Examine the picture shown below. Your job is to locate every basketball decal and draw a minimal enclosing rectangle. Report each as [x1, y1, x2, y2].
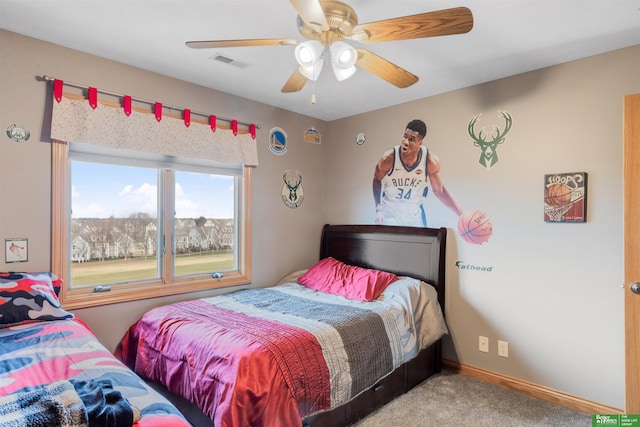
[458, 210, 493, 245]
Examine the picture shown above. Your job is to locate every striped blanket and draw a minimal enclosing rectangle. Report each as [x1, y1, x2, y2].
[117, 277, 447, 427]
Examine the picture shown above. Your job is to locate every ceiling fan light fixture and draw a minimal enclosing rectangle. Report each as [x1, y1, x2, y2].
[331, 63, 356, 81]
[187, 4, 474, 94]
[330, 41, 357, 68]
[330, 41, 357, 81]
[295, 40, 324, 67]
[298, 62, 323, 81]
[295, 40, 324, 81]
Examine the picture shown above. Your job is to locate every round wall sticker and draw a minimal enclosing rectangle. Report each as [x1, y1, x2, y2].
[269, 127, 287, 155]
[6, 124, 30, 143]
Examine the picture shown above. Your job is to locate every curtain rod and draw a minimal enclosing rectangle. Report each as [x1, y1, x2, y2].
[39, 75, 261, 129]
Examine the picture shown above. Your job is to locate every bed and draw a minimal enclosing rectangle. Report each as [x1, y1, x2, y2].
[116, 224, 448, 427]
[0, 272, 191, 427]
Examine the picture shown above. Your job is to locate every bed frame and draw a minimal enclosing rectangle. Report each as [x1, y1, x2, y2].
[302, 224, 447, 426]
[150, 224, 447, 427]
[319, 224, 446, 312]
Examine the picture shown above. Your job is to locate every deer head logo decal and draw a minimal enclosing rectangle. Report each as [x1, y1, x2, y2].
[281, 169, 304, 209]
[468, 111, 512, 169]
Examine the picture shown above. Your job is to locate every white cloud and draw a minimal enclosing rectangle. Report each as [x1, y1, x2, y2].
[175, 182, 185, 197]
[175, 182, 200, 217]
[118, 183, 157, 215]
[73, 202, 105, 218]
[175, 198, 200, 218]
[118, 184, 133, 197]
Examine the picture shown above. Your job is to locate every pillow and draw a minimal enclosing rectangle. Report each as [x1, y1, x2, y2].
[297, 257, 398, 302]
[0, 272, 73, 328]
[277, 269, 308, 285]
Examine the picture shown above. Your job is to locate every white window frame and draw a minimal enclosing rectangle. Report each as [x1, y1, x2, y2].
[51, 141, 252, 309]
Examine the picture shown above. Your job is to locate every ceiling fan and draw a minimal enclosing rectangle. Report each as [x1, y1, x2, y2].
[186, 0, 473, 93]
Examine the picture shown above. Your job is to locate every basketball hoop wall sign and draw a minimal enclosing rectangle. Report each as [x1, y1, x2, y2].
[544, 172, 588, 222]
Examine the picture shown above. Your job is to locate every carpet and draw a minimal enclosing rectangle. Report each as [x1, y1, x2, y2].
[353, 370, 592, 427]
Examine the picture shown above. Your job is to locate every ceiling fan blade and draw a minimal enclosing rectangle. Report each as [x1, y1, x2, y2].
[352, 7, 473, 43]
[186, 38, 298, 49]
[281, 68, 308, 93]
[355, 48, 418, 88]
[289, 0, 329, 31]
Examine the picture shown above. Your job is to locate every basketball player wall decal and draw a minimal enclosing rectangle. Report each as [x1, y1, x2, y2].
[372, 119, 493, 244]
[544, 172, 588, 222]
[468, 111, 513, 170]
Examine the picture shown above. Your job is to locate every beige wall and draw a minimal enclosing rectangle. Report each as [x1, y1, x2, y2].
[0, 29, 328, 348]
[2, 28, 638, 410]
[325, 44, 640, 409]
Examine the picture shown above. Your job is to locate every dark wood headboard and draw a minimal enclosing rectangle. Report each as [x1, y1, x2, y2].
[320, 224, 447, 309]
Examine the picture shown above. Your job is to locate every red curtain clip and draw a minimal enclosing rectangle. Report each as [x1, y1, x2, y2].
[88, 87, 98, 109]
[184, 109, 191, 127]
[154, 102, 163, 122]
[53, 79, 63, 103]
[249, 123, 256, 139]
[210, 115, 217, 132]
[232, 119, 238, 136]
[123, 95, 132, 116]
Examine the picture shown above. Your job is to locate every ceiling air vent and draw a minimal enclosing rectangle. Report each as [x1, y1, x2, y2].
[209, 54, 249, 69]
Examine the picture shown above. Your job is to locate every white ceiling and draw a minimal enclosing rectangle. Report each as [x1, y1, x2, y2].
[1, 0, 639, 121]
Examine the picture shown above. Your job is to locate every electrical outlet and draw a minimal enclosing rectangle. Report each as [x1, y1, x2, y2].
[498, 340, 509, 358]
[479, 336, 489, 353]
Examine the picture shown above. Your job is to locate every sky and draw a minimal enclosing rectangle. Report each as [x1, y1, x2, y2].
[71, 161, 235, 219]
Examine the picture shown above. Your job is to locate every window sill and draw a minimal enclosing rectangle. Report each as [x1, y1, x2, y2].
[60, 273, 251, 310]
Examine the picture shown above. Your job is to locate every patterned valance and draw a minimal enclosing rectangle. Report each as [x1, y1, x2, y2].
[51, 96, 259, 166]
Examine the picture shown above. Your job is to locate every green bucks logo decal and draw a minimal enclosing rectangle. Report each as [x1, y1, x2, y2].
[468, 111, 512, 169]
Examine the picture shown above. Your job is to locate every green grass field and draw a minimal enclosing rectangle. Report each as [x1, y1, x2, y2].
[70, 251, 234, 288]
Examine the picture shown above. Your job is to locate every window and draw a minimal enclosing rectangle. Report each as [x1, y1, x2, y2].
[52, 141, 252, 309]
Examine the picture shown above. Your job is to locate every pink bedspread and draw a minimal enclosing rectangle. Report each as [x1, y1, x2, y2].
[117, 280, 448, 427]
[118, 298, 330, 427]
